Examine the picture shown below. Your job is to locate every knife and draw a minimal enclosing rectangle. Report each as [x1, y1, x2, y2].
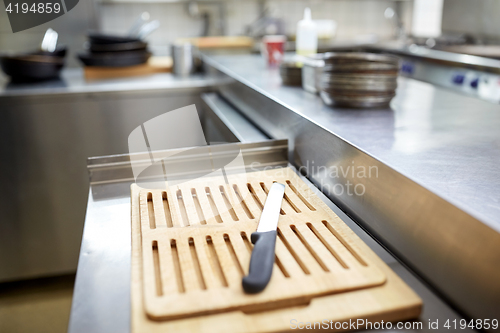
[242, 182, 285, 293]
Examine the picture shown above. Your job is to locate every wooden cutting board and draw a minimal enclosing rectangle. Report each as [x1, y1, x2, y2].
[131, 167, 422, 332]
[83, 56, 172, 80]
[175, 36, 254, 49]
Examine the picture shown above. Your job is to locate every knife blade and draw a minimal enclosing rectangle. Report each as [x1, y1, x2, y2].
[242, 182, 285, 293]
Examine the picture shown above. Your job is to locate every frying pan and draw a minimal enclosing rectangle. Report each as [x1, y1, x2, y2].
[89, 41, 147, 53]
[77, 50, 151, 67]
[34, 45, 68, 57]
[88, 33, 140, 45]
[0, 54, 64, 82]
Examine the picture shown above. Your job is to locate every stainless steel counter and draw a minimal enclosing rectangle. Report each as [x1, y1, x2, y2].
[203, 54, 500, 323]
[205, 54, 500, 230]
[373, 41, 500, 74]
[0, 68, 222, 98]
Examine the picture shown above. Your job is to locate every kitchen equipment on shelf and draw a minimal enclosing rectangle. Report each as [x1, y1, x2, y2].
[89, 40, 147, 53]
[78, 27, 158, 68]
[302, 53, 325, 93]
[128, 12, 151, 37]
[279, 60, 303, 86]
[261, 35, 286, 66]
[130, 166, 421, 332]
[0, 28, 66, 82]
[171, 42, 197, 76]
[77, 50, 152, 67]
[242, 182, 285, 294]
[319, 52, 399, 108]
[82, 56, 172, 80]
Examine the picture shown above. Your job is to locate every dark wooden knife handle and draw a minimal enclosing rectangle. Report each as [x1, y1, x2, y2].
[242, 230, 277, 294]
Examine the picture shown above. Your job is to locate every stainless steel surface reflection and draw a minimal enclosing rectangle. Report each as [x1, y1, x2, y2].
[203, 54, 500, 323]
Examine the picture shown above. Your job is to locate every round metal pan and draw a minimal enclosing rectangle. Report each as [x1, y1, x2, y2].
[322, 73, 398, 81]
[320, 79, 398, 91]
[322, 52, 399, 65]
[77, 51, 151, 67]
[89, 41, 148, 53]
[321, 89, 396, 97]
[320, 91, 395, 108]
[321, 84, 398, 93]
[323, 62, 399, 73]
[0, 54, 64, 82]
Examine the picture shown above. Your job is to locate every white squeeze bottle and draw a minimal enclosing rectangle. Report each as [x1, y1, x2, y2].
[296, 7, 317, 56]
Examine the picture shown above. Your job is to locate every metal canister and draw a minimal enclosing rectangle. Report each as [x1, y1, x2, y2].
[301, 54, 324, 94]
[171, 42, 196, 76]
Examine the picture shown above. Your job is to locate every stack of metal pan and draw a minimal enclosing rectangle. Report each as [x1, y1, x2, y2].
[319, 52, 399, 108]
[279, 60, 303, 86]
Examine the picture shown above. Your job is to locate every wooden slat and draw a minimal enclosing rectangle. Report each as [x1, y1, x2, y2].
[152, 192, 167, 228]
[192, 184, 221, 225]
[233, 180, 262, 220]
[175, 238, 201, 292]
[312, 220, 366, 269]
[211, 233, 242, 287]
[165, 188, 184, 228]
[192, 234, 219, 290]
[157, 239, 178, 296]
[209, 184, 236, 224]
[283, 183, 310, 214]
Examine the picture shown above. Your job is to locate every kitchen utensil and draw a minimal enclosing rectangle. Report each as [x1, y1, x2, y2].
[171, 42, 196, 76]
[279, 60, 302, 86]
[261, 35, 286, 66]
[77, 50, 151, 67]
[0, 54, 64, 82]
[89, 40, 147, 53]
[320, 52, 400, 108]
[302, 54, 324, 93]
[136, 20, 160, 40]
[242, 182, 285, 294]
[131, 166, 422, 331]
[35, 45, 67, 58]
[40, 28, 58, 53]
[128, 11, 150, 37]
[87, 33, 140, 45]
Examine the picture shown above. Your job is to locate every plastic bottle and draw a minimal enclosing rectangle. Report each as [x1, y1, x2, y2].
[296, 8, 318, 56]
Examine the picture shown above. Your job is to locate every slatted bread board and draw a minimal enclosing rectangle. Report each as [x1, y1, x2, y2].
[131, 167, 422, 332]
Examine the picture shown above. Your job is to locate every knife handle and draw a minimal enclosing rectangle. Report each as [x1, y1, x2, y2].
[242, 230, 277, 294]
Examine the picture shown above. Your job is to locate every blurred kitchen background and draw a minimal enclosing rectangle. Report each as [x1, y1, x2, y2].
[1, 0, 499, 68]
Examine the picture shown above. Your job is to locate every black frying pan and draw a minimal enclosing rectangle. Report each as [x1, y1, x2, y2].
[35, 45, 68, 58]
[89, 41, 147, 53]
[0, 54, 64, 82]
[88, 33, 140, 45]
[77, 50, 151, 67]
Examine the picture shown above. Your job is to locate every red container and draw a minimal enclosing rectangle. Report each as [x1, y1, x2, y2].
[261, 35, 286, 66]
